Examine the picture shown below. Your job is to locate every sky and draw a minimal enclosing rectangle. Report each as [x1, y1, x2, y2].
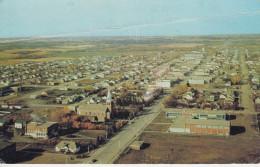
[0, 0, 260, 38]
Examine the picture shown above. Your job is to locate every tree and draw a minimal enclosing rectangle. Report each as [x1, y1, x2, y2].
[125, 82, 135, 90]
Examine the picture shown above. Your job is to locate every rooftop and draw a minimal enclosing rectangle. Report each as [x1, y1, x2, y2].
[170, 116, 190, 128]
[130, 141, 144, 147]
[38, 122, 58, 128]
[78, 104, 107, 111]
[164, 108, 227, 115]
[187, 118, 230, 126]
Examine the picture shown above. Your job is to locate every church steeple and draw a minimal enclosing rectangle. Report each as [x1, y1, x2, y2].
[106, 88, 112, 103]
[106, 88, 113, 119]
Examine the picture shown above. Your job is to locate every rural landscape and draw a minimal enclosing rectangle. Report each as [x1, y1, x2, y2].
[0, 35, 260, 164]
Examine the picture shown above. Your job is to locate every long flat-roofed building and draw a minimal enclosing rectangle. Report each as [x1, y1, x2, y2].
[169, 116, 230, 136]
[165, 109, 227, 120]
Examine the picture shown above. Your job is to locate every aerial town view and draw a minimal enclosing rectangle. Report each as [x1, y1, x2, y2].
[0, 0, 260, 165]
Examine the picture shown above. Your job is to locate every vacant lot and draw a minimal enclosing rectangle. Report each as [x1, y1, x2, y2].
[116, 132, 260, 164]
[152, 110, 173, 124]
[15, 151, 82, 164]
[144, 123, 171, 132]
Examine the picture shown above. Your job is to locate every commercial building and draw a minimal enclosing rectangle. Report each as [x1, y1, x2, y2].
[165, 109, 227, 120]
[25, 122, 59, 139]
[169, 116, 230, 136]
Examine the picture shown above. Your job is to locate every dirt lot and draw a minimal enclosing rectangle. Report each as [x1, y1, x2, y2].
[144, 123, 171, 132]
[116, 132, 260, 164]
[15, 151, 82, 164]
[152, 110, 173, 124]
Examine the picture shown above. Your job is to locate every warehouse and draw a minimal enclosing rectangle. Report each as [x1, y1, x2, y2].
[169, 116, 230, 136]
[186, 119, 230, 136]
[165, 109, 227, 120]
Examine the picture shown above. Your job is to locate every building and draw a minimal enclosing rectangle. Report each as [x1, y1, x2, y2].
[25, 122, 59, 139]
[130, 141, 144, 150]
[165, 109, 227, 120]
[186, 118, 230, 136]
[188, 79, 205, 86]
[255, 98, 260, 112]
[156, 80, 171, 88]
[55, 141, 80, 153]
[15, 119, 26, 129]
[169, 116, 230, 136]
[0, 141, 16, 163]
[184, 54, 205, 59]
[77, 89, 114, 122]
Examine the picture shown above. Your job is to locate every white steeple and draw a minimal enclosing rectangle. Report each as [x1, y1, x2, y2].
[106, 88, 112, 102]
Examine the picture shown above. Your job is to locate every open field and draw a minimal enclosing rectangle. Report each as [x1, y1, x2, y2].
[116, 132, 260, 164]
[3, 35, 259, 66]
[16, 151, 82, 164]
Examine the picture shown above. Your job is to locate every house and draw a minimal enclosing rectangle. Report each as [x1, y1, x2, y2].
[77, 89, 114, 122]
[0, 141, 16, 163]
[255, 98, 260, 112]
[188, 79, 205, 86]
[55, 141, 80, 153]
[156, 80, 171, 88]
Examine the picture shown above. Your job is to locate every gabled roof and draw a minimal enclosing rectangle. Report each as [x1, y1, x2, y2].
[56, 141, 78, 150]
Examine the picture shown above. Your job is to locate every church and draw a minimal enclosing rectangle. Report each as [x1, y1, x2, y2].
[77, 89, 114, 122]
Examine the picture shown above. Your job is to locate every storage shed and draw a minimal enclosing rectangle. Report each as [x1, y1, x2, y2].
[130, 141, 144, 150]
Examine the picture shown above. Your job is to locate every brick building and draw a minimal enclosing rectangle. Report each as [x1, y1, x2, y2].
[25, 122, 59, 139]
[169, 116, 230, 136]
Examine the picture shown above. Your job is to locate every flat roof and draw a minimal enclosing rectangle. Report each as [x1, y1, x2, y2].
[170, 116, 190, 128]
[187, 118, 230, 126]
[165, 108, 227, 115]
[130, 141, 144, 147]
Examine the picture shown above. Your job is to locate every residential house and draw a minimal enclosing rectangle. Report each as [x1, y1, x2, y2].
[55, 141, 80, 153]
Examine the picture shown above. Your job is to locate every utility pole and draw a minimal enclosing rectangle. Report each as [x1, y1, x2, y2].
[88, 146, 90, 153]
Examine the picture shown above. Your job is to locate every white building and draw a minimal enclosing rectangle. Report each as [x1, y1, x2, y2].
[156, 80, 171, 88]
